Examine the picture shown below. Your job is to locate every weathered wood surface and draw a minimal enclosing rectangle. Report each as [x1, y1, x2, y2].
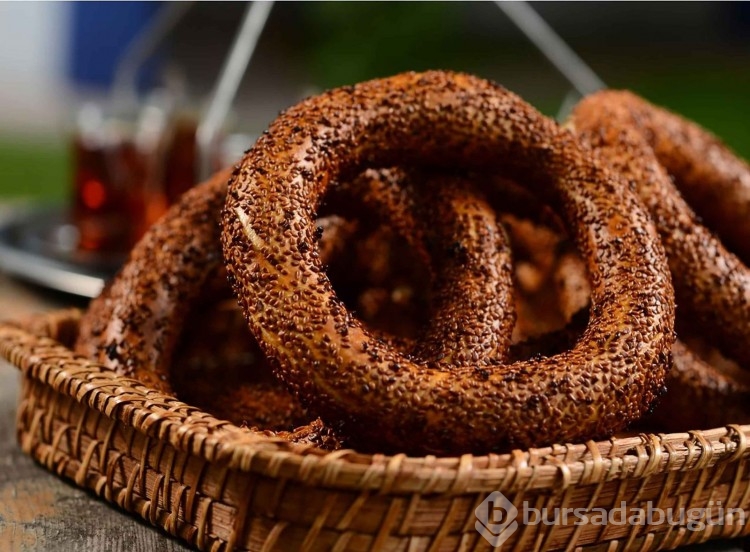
[0, 275, 191, 551]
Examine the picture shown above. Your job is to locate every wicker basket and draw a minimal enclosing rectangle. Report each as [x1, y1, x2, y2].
[2, 309, 749, 551]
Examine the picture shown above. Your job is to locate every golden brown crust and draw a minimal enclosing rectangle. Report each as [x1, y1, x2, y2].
[570, 91, 750, 367]
[76, 161, 517, 448]
[222, 70, 675, 454]
[511, 197, 750, 432]
[329, 168, 517, 365]
[75, 169, 233, 391]
[407, 172, 515, 365]
[73, 171, 344, 445]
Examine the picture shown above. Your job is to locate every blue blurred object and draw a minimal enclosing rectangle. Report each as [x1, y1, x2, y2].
[68, 1, 163, 89]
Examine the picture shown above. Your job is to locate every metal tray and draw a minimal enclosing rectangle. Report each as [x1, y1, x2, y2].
[0, 206, 121, 298]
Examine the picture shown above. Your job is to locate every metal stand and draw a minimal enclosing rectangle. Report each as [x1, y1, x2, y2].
[113, 1, 606, 179]
[494, 1, 605, 119]
[196, 1, 274, 180]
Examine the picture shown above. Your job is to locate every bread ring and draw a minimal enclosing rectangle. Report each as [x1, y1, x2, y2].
[74, 171, 355, 445]
[76, 169, 234, 392]
[187, 179, 594, 429]
[173, 170, 513, 430]
[569, 91, 750, 367]
[511, 211, 750, 433]
[76, 160, 516, 450]
[222, 70, 675, 454]
[76, 166, 514, 387]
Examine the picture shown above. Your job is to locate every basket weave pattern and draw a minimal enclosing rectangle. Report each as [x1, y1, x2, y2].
[2, 310, 750, 551]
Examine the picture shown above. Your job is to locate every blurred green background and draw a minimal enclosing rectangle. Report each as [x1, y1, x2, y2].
[0, 1, 748, 203]
[0, 141, 68, 201]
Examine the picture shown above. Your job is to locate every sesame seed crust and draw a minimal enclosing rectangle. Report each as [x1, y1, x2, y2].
[570, 91, 750, 368]
[75, 161, 515, 449]
[500, 190, 750, 434]
[75, 169, 234, 392]
[222, 70, 675, 455]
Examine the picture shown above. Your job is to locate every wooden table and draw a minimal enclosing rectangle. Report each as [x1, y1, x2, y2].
[0, 274, 191, 551]
[0, 272, 746, 552]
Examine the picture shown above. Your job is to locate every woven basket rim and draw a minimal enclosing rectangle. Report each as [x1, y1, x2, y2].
[2, 308, 749, 496]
